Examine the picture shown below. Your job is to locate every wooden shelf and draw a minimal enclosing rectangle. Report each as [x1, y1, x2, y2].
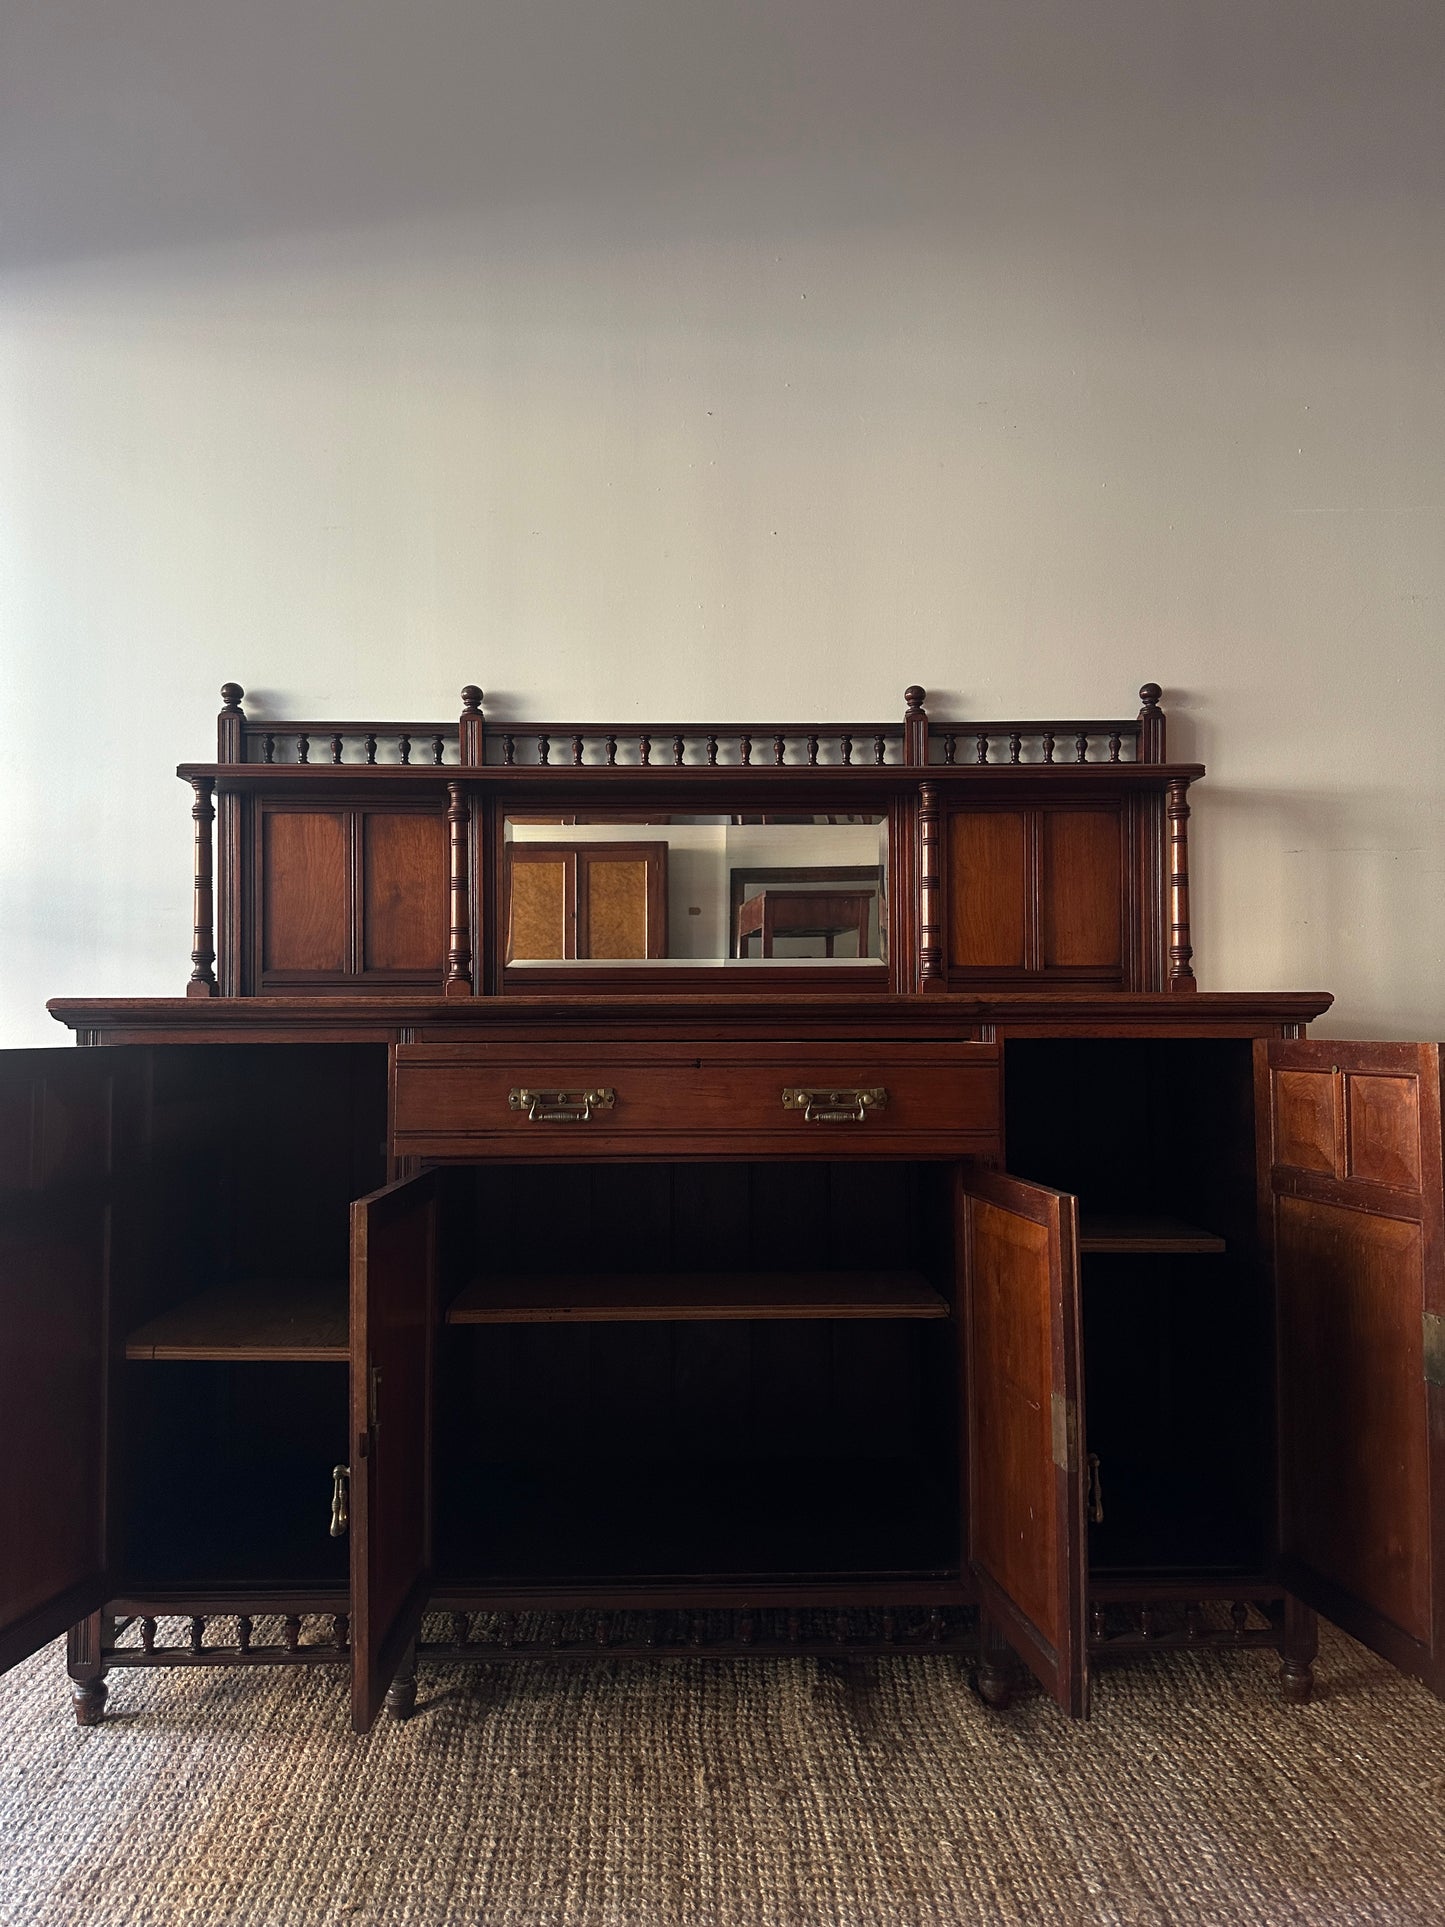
[447, 1270, 948, 1325]
[1078, 1216, 1226, 1255]
[124, 1282, 349, 1362]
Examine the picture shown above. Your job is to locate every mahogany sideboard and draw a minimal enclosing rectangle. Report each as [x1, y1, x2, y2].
[3, 683, 1441, 1734]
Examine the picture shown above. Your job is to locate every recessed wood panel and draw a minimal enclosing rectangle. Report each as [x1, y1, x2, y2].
[1274, 1069, 1339, 1176]
[362, 813, 446, 973]
[1346, 1074, 1422, 1189]
[948, 811, 1027, 969]
[508, 857, 570, 961]
[968, 1201, 1056, 1634]
[1276, 1195, 1430, 1644]
[1041, 810, 1122, 969]
[587, 860, 650, 959]
[262, 811, 348, 973]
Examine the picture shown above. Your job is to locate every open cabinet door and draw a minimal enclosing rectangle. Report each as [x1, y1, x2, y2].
[1260, 1039, 1445, 1694]
[959, 1168, 1088, 1715]
[350, 1169, 438, 1732]
[0, 1049, 126, 1674]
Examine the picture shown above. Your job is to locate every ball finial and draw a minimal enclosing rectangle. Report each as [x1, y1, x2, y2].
[1138, 683, 1162, 707]
[460, 685, 483, 712]
[904, 686, 926, 712]
[220, 682, 244, 709]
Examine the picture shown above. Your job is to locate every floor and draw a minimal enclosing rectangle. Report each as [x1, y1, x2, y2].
[1, 1619, 1443, 1926]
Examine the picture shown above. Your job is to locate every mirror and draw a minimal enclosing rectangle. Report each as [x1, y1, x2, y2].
[504, 815, 888, 967]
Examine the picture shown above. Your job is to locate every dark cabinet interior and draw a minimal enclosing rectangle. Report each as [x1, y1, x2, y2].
[433, 1161, 960, 1587]
[1004, 1039, 1272, 1581]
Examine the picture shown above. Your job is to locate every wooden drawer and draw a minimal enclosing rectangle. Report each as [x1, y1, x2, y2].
[391, 1040, 1000, 1161]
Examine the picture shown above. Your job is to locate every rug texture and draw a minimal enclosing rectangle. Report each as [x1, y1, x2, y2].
[1, 1618, 1443, 1926]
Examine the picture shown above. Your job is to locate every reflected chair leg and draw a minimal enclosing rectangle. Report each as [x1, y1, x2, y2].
[67, 1611, 113, 1727]
[1280, 1596, 1318, 1704]
[385, 1641, 418, 1720]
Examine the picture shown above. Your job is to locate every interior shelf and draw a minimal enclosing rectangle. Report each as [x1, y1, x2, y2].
[124, 1281, 349, 1362]
[1078, 1216, 1226, 1254]
[446, 1269, 949, 1325]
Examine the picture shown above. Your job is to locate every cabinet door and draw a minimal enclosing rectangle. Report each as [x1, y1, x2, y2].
[0, 1048, 125, 1674]
[1260, 1040, 1445, 1693]
[350, 1169, 438, 1732]
[959, 1168, 1088, 1715]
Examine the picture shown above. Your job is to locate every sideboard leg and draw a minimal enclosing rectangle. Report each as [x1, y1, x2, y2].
[385, 1642, 418, 1721]
[975, 1617, 1015, 1711]
[1279, 1596, 1318, 1705]
[67, 1611, 113, 1726]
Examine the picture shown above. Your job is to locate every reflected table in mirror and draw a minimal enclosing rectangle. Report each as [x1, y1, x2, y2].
[736, 889, 873, 959]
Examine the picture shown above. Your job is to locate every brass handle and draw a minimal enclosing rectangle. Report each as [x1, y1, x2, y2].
[1087, 1452, 1104, 1525]
[781, 1086, 888, 1123]
[508, 1087, 616, 1123]
[330, 1464, 350, 1538]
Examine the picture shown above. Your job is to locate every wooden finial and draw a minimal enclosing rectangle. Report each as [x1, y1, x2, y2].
[1137, 683, 1166, 762]
[903, 687, 928, 765]
[217, 684, 245, 761]
[459, 686, 485, 766]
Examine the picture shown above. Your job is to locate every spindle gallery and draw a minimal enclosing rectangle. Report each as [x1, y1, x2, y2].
[4, 677, 1440, 1737]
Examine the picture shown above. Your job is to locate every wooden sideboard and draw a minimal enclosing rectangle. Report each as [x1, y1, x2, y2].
[3, 683, 1441, 1734]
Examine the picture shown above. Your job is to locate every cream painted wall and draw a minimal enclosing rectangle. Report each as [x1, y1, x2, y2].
[2, 1, 1442, 1044]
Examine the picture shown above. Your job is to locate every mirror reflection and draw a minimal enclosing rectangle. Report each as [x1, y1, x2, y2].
[504, 815, 888, 966]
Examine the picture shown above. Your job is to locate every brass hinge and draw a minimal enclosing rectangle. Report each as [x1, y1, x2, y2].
[1051, 1392, 1078, 1471]
[1425, 1313, 1445, 1388]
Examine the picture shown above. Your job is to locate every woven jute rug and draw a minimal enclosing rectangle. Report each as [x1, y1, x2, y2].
[2, 1619, 1444, 1926]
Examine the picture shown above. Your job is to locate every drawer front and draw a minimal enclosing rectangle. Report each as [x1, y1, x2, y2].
[391, 1040, 1000, 1160]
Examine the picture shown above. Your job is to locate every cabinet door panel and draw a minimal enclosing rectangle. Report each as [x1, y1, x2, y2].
[350, 1170, 437, 1732]
[0, 1049, 121, 1674]
[960, 1168, 1087, 1715]
[1261, 1040, 1445, 1693]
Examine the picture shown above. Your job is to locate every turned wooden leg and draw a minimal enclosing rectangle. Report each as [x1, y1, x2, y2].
[384, 1642, 418, 1720]
[67, 1611, 113, 1726]
[1279, 1596, 1318, 1705]
[975, 1616, 1015, 1711]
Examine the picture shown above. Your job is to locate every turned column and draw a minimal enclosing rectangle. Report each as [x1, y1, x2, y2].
[445, 780, 474, 997]
[186, 775, 218, 997]
[1167, 776, 1197, 991]
[918, 780, 947, 991]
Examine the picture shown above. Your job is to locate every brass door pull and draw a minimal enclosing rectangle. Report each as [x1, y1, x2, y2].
[508, 1087, 616, 1123]
[781, 1086, 888, 1123]
[330, 1464, 350, 1538]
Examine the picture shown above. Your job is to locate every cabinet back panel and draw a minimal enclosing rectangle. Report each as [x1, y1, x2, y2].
[119, 1361, 349, 1589]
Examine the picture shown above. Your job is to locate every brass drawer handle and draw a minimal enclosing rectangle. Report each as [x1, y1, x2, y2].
[508, 1086, 616, 1123]
[781, 1086, 888, 1123]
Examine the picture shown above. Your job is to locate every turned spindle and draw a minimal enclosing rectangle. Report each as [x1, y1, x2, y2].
[639, 733, 652, 766]
[706, 734, 720, 765]
[918, 781, 945, 992]
[673, 734, 685, 765]
[1008, 731, 1022, 764]
[445, 780, 473, 998]
[806, 734, 819, 765]
[1167, 776, 1197, 991]
[572, 735, 585, 765]
[398, 733, 412, 766]
[364, 733, 377, 765]
[186, 776, 218, 997]
[329, 734, 344, 765]
[773, 733, 786, 765]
